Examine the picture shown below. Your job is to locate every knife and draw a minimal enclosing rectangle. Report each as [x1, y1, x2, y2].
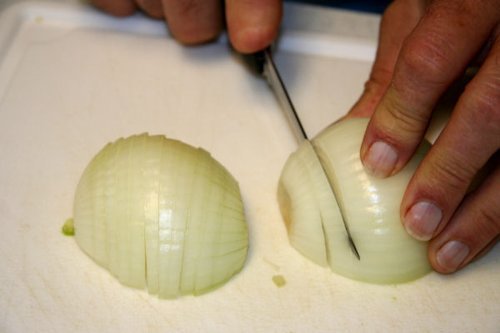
[244, 47, 360, 260]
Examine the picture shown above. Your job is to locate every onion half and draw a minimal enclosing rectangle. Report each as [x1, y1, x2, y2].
[72, 134, 248, 298]
[278, 118, 431, 284]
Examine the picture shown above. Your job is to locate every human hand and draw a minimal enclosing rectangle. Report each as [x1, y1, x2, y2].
[348, 0, 499, 273]
[90, 0, 282, 53]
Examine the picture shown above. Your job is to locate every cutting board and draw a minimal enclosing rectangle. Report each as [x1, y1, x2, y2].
[0, 2, 498, 332]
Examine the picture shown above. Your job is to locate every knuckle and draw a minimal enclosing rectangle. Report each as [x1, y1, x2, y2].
[477, 205, 500, 235]
[397, 0, 477, 87]
[428, 152, 477, 193]
[477, 166, 500, 235]
[399, 36, 451, 83]
[464, 75, 500, 134]
[382, 92, 428, 137]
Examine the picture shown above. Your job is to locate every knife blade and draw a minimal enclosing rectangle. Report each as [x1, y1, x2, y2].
[245, 47, 360, 260]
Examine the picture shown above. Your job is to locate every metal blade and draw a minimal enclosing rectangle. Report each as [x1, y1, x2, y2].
[260, 47, 360, 260]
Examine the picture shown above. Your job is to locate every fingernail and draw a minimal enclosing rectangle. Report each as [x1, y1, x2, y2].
[363, 141, 398, 177]
[437, 241, 469, 272]
[404, 201, 442, 241]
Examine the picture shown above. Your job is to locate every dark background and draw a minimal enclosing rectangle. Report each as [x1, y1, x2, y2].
[287, 0, 392, 14]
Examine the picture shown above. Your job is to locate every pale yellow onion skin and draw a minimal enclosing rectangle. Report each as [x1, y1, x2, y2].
[278, 118, 431, 284]
[73, 134, 248, 298]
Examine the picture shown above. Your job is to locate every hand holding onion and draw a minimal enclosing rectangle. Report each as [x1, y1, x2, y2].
[349, 0, 499, 274]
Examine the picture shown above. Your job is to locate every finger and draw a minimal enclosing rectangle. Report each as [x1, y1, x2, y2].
[226, 0, 282, 53]
[91, 0, 136, 17]
[428, 163, 499, 274]
[360, 0, 499, 178]
[161, 0, 223, 44]
[348, 0, 425, 118]
[136, 0, 164, 19]
[401, 35, 500, 242]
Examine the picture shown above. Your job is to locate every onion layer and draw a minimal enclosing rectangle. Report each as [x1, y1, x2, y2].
[72, 134, 248, 298]
[278, 118, 431, 284]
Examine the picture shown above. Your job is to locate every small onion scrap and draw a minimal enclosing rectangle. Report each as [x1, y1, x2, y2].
[72, 134, 248, 298]
[278, 118, 432, 284]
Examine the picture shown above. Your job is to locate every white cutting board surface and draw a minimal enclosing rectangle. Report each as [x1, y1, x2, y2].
[0, 2, 498, 332]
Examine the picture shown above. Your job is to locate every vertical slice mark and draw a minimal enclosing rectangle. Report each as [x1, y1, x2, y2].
[193, 150, 220, 293]
[143, 135, 163, 295]
[105, 139, 122, 277]
[116, 135, 134, 284]
[178, 146, 206, 295]
[124, 134, 147, 288]
[100, 139, 122, 270]
[158, 139, 191, 298]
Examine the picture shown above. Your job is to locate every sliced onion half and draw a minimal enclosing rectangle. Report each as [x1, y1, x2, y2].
[278, 118, 431, 284]
[72, 134, 248, 298]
